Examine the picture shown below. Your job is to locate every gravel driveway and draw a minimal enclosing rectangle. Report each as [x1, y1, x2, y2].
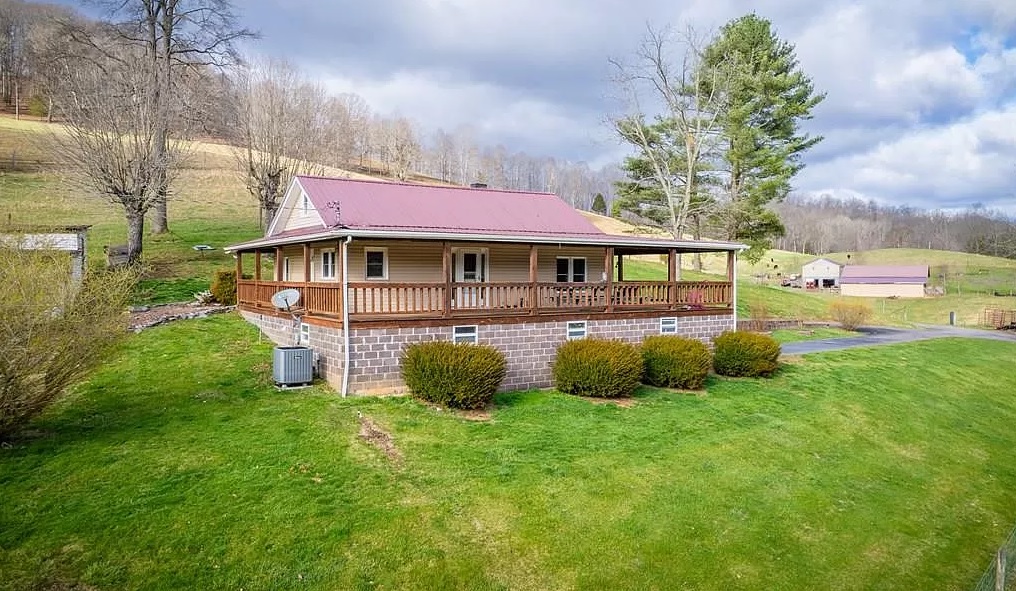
[781, 325, 1016, 355]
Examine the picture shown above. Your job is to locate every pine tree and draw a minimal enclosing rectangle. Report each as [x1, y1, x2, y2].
[591, 192, 607, 215]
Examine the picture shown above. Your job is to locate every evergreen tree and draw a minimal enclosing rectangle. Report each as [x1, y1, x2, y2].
[591, 192, 607, 215]
[703, 14, 825, 261]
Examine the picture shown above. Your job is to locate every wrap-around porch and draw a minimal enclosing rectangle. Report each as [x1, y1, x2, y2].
[234, 240, 736, 326]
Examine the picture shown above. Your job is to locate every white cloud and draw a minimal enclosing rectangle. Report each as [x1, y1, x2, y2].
[254, 0, 1016, 211]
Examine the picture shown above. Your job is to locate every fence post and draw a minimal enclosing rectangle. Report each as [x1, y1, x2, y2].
[996, 548, 1006, 591]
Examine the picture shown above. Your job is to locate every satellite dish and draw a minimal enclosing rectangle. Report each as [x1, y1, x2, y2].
[271, 288, 301, 310]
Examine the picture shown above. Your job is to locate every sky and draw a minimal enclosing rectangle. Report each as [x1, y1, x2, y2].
[86, 0, 1016, 212]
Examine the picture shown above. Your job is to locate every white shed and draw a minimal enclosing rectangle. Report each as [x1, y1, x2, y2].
[3, 225, 90, 283]
[801, 257, 843, 289]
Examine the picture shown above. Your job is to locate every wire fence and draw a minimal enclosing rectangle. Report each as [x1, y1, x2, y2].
[973, 526, 1016, 591]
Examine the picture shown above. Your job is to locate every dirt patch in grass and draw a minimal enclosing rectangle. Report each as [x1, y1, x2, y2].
[358, 415, 403, 464]
[453, 407, 493, 421]
[579, 396, 637, 408]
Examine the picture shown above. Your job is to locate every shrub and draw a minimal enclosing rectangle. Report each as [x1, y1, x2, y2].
[401, 341, 507, 409]
[27, 95, 48, 118]
[553, 339, 643, 398]
[829, 300, 871, 330]
[1, 246, 138, 439]
[210, 269, 237, 305]
[641, 335, 712, 390]
[713, 330, 781, 378]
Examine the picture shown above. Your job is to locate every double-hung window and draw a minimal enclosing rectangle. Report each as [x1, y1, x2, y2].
[365, 248, 388, 280]
[320, 250, 336, 280]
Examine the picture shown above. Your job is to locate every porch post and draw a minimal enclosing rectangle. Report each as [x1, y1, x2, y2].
[727, 250, 736, 309]
[529, 244, 539, 314]
[303, 243, 311, 283]
[617, 254, 624, 282]
[442, 241, 452, 317]
[235, 250, 243, 279]
[254, 250, 262, 282]
[604, 247, 614, 313]
[274, 247, 283, 281]
[668, 248, 677, 310]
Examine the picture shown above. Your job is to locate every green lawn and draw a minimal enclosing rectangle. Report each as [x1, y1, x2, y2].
[2, 314, 1015, 590]
[770, 327, 857, 343]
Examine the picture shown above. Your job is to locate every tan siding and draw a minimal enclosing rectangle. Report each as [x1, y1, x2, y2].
[281, 241, 611, 284]
[348, 240, 445, 282]
[539, 246, 609, 283]
[278, 188, 324, 233]
[841, 283, 925, 298]
[279, 245, 304, 281]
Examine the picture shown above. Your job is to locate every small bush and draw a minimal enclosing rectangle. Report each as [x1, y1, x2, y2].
[210, 269, 237, 305]
[642, 335, 712, 390]
[553, 339, 643, 398]
[829, 300, 871, 330]
[713, 330, 781, 378]
[401, 341, 507, 409]
[27, 95, 48, 118]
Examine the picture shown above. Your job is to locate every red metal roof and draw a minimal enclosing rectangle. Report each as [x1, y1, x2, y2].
[294, 175, 605, 237]
[840, 265, 929, 284]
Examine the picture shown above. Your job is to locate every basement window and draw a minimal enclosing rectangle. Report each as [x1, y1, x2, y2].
[299, 322, 310, 346]
[660, 317, 677, 334]
[452, 325, 478, 345]
[566, 321, 587, 340]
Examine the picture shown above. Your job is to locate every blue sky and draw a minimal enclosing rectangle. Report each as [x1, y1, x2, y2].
[70, 0, 1016, 211]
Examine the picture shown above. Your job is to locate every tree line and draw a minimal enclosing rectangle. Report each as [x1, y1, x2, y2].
[0, 0, 620, 264]
[774, 194, 1016, 259]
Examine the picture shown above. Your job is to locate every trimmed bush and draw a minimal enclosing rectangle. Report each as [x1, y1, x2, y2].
[713, 330, 781, 378]
[553, 339, 643, 398]
[829, 300, 871, 330]
[642, 335, 712, 390]
[210, 269, 237, 305]
[401, 341, 507, 409]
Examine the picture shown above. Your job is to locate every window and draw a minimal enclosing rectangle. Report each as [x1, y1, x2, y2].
[365, 247, 388, 280]
[320, 249, 336, 280]
[283, 257, 291, 281]
[301, 191, 310, 213]
[566, 321, 587, 340]
[299, 322, 310, 345]
[556, 257, 587, 282]
[452, 325, 478, 345]
[660, 317, 677, 334]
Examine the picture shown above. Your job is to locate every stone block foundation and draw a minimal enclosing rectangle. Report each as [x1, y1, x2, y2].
[241, 311, 734, 395]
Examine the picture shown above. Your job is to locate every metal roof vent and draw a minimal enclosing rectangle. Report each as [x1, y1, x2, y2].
[469, 182, 488, 189]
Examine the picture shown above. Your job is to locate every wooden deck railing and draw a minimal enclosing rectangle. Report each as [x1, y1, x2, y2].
[237, 279, 732, 320]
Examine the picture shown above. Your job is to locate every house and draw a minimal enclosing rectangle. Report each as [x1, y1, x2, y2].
[225, 176, 745, 395]
[801, 257, 843, 289]
[2, 224, 89, 282]
[840, 265, 929, 298]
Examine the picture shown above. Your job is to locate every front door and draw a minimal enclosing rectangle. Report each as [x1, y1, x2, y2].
[453, 249, 487, 308]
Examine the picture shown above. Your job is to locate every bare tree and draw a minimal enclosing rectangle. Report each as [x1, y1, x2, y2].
[50, 40, 183, 264]
[611, 25, 725, 244]
[91, 0, 254, 234]
[233, 58, 328, 229]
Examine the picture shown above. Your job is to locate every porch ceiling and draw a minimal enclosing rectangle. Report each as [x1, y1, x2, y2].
[226, 228, 745, 254]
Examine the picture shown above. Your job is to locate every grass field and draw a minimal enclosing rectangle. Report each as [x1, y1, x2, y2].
[771, 327, 857, 343]
[1, 314, 1015, 590]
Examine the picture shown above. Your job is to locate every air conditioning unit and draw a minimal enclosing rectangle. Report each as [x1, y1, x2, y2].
[273, 346, 313, 387]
